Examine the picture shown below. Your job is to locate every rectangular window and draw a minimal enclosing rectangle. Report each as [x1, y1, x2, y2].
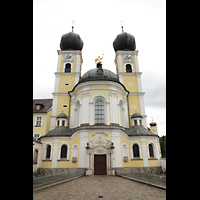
[35, 105, 41, 110]
[36, 116, 42, 126]
[34, 133, 40, 141]
[62, 120, 65, 126]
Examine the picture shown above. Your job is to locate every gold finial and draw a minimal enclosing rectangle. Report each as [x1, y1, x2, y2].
[95, 54, 104, 64]
[71, 20, 75, 32]
[135, 110, 137, 113]
[151, 117, 153, 122]
[120, 20, 124, 32]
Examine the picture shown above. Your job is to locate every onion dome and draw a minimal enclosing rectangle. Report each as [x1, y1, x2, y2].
[60, 32, 83, 50]
[131, 112, 143, 119]
[150, 121, 157, 126]
[79, 68, 119, 83]
[113, 32, 136, 52]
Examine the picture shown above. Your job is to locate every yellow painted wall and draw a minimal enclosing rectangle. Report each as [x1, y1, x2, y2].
[56, 96, 70, 117]
[89, 86, 110, 90]
[148, 159, 159, 167]
[123, 76, 139, 93]
[41, 134, 80, 168]
[59, 54, 77, 73]
[127, 96, 141, 127]
[41, 141, 53, 168]
[120, 54, 137, 73]
[150, 126, 158, 135]
[58, 75, 75, 93]
[120, 133, 144, 167]
[33, 110, 52, 137]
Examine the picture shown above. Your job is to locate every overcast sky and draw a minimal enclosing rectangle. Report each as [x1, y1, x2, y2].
[33, 0, 166, 136]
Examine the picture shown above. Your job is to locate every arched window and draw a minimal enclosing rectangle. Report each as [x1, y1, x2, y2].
[61, 145, 67, 158]
[65, 63, 71, 73]
[46, 145, 51, 159]
[133, 144, 140, 157]
[95, 101, 105, 124]
[149, 143, 154, 158]
[126, 64, 132, 73]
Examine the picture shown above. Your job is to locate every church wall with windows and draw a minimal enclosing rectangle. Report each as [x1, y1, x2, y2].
[33, 27, 162, 175]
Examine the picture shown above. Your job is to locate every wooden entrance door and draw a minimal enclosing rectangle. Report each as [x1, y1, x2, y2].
[94, 155, 107, 175]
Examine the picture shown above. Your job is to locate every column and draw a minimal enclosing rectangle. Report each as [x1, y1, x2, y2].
[89, 102, 94, 125]
[112, 130, 122, 167]
[141, 137, 148, 167]
[110, 94, 118, 124]
[81, 94, 89, 124]
[105, 102, 110, 125]
[52, 139, 59, 168]
[79, 132, 88, 168]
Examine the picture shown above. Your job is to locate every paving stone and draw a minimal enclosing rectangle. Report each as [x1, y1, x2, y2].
[33, 176, 166, 200]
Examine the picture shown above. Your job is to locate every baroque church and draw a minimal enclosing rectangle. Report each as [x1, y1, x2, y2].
[33, 26, 161, 175]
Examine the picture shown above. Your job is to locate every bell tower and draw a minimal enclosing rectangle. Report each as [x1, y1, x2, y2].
[50, 26, 84, 130]
[113, 31, 147, 128]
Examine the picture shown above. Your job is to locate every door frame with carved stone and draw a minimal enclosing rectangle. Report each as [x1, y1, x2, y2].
[85, 132, 115, 175]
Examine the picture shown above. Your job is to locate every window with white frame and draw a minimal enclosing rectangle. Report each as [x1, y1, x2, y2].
[33, 133, 40, 142]
[46, 145, 51, 159]
[95, 101, 105, 124]
[35, 116, 42, 126]
[131, 142, 142, 159]
[149, 143, 154, 158]
[60, 144, 67, 158]
[35, 105, 41, 110]
[133, 144, 140, 157]
[64, 63, 71, 73]
[126, 64, 132, 73]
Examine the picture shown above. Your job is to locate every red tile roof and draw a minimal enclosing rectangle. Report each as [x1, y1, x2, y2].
[33, 99, 53, 113]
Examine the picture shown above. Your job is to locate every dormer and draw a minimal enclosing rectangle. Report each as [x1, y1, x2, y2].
[35, 102, 44, 110]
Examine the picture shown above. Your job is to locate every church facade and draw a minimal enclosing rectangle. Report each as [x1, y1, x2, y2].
[33, 29, 161, 175]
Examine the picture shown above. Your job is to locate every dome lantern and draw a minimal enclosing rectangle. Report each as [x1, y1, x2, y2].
[131, 112, 143, 127]
[56, 112, 68, 127]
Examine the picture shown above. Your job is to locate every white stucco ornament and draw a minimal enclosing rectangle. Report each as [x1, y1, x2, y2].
[89, 132, 112, 149]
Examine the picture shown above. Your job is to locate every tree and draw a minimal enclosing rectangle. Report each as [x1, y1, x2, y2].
[159, 135, 166, 158]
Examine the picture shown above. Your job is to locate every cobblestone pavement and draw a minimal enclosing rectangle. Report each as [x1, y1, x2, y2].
[33, 176, 166, 200]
